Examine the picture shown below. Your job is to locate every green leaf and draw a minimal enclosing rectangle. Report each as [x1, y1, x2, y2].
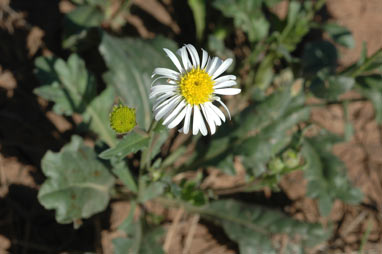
[139, 181, 167, 202]
[34, 54, 116, 146]
[149, 123, 169, 160]
[264, 0, 282, 7]
[63, 5, 104, 49]
[113, 219, 165, 254]
[302, 132, 363, 216]
[323, 23, 355, 48]
[254, 54, 274, 89]
[99, 33, 177, 130]
[83, 85, 116, 144]
[310, 75, 355, 100]
[38, 135, 115, 226]
[99, 131, 150, 160]
[35, 54, 95, 115]
[188, 0, 206, 41]
[212, 0, 269, 42]
[278, 1, 310, 52]
[112, 160, 138, 193]
[236, 106, 310, 176]
[233, 87, 294, 136]
[355, 75, 382, 123]
[204, 199, 329, 253]
[343, 48, 382, 76]
[233, 89, 308, 176]
[191, 88, 308, 177]
[207, 35, 235, 69]
[302, 40, 338, 77]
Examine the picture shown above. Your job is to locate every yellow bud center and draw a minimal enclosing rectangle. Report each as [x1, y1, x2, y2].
[109, 105, 136, 134]
[179, 68, 214, 105]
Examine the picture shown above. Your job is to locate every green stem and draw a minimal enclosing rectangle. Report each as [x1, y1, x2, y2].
[351, 49, 382, 77]
[137, 120, 159, 197]
[140, 120, 159, 170]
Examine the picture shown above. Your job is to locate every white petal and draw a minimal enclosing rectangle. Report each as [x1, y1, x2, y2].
[149, 85, 177, 99]
[154, 95, 180, 113]
[214, 88, 241, 95]
[207, 102, 225, 123]
[205, 57, 218, 75]
[163, 100, 186, 125]
[214, 75, 236, 83]
[205, 103, 222, 126]
[151, 76, 169, 87]
[183, 105, 192, 134]
[215, 97, 231, 120]
[152, 68, 179, 80]
[153, 92, 177, 111]
[212, 58, 233, 79]
[201, 104, 216, 135]
[177, 46, 191, 71]
[154, 96, 181, 121]
[201, 49, 209, 69]
[207, 58, 223, 76]
[186, 44, 200, 68]
[193, 105, 207, 136]
[167, 103, 188, 129]
[163, 48, 184, 73]
[213, 80, 237, 89]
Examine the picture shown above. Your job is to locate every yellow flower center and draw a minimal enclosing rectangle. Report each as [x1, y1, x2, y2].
[109, 105, 136, 134]
[179, 68, 214, 105]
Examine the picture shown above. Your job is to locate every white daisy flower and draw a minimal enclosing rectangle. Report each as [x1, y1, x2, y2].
[150, 44, 241, 136]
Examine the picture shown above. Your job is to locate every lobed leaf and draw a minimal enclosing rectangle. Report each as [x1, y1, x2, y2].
[38, 135, 115, 226]
[34, 54, 115, 146]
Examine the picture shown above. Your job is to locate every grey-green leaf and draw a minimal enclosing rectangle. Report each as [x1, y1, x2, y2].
[139, 181, 167, 203]
[38, 135, 115, 226]
[99, 33, 177, 130]
[355, 75, 382, 123]
[212, 0, 269, 42]
[34, 54, 116, 146]
[204, 199, 329, 253]
[310, 75, 355, 100]
[302, 133, 363, 216]
[113, 218, 165, 254]
[112, 160, 138, 193]
[63, 5, 104, 49]
[188, 0, 206, 41]
[323, 23, 355, 49]
[236, 106, 310, 176]
[99, 131, 150, 160]
[83, 85, 116, 146]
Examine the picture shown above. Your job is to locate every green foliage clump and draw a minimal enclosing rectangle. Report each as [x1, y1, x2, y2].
[33, 0, 382, 253]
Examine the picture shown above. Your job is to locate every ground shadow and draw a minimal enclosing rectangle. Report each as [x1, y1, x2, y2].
[0, 184, 113, 253]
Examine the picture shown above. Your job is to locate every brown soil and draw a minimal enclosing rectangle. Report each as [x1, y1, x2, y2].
[0, 0, 381, 253]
